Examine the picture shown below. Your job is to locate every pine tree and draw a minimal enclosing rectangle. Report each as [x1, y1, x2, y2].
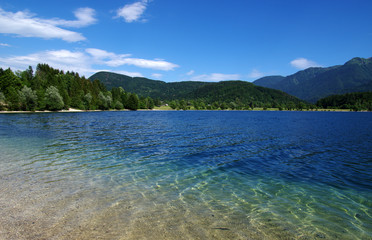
[126, 93, 139, 110]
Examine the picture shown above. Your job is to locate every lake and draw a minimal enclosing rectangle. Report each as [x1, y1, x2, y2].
[0, 111, 371, 239]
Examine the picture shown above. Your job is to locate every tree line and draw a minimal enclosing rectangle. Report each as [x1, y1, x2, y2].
[316, 92, 372, 111]
[0, 64, 155, 111]
[166, 99, 310, 111]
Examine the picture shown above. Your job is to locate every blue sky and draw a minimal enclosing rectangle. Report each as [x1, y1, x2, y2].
[0, 0, 371, 82]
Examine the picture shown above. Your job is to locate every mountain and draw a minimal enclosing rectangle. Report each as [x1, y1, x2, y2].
[251, 75, 285, 88]
[89, 71, 212, 100]
[253, 57, 372, 102]
[190, 80, 302, 106]
[89, 72, 305, 108]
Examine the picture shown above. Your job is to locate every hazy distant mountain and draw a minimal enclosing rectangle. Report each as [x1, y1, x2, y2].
[253, 57, 372, 102]
[251, 76, 285, 88]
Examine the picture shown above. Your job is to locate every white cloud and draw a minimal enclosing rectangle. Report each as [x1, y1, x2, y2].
[0, 7, 97, 42]
[0, 43, 10, 47]
[116, 0, 148, 23]
[115, 70, 144, 78]
[0, 48, 178, 77]
[85, 48, 131, 64]
[46, 8, 97, 28]
[106, 57, 178, 71]
[186, 70, 195, 76]
[86, 48, 116, 60]
[86, 48, 178, 71]
[0, 49, 92, 75]
[151, 73, 162, 79]
[290, 58, 321, 69]
[248, 69, 264, 79]
[190, 73, 240, 82]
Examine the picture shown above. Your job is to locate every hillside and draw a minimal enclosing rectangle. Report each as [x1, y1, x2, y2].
[191, 81, 303, 106]
[253, 57, 372, 102]
[89, 72, 306, 109]
[89, 72, 212, 100]
[251, 75, 285, 88]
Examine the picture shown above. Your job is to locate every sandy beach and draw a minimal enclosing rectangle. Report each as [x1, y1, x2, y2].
[0, 108, 83, 114]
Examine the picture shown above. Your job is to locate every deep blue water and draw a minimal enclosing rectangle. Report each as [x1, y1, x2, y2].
[0, 111, 371, 239]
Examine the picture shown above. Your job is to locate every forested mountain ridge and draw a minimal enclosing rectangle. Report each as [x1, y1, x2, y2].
[252, 76, 285, 87]
[253, 57, 372, 102]
[89, 71, 212, 100]
[190, 81, 303, 106]
[89, 72, 307, 110]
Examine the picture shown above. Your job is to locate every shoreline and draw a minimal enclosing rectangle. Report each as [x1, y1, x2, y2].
[0, 108, 88, 114]
[0, 108, 367, 114]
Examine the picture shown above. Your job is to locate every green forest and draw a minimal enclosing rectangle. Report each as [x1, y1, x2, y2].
[316, 92, 372, 111]
[166, 81, 308, 110]
[0, 64, 155, 111]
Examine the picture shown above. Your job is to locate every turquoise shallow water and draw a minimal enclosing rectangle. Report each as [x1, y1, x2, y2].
[0, 111, 371, 239]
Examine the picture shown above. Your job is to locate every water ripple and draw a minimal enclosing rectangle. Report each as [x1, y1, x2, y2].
[1, 111, 371, 239]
